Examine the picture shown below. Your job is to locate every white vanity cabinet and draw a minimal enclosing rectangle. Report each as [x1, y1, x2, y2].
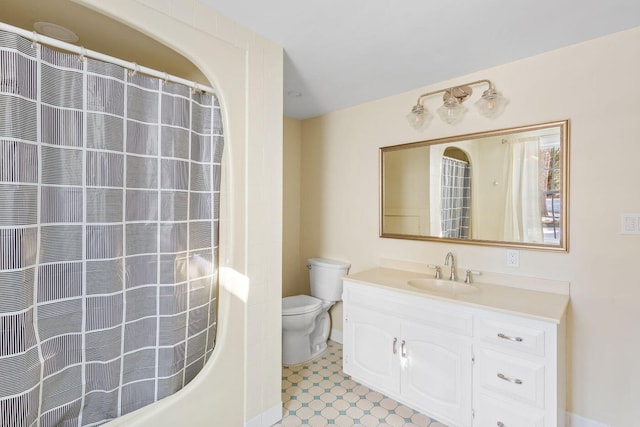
[343, 281, 473, 427]
[473, 311, 565, 427]
[342, 278, 566, 427]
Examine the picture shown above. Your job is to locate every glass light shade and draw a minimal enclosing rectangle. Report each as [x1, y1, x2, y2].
[406, 104, 432, 130]
[437, 98, 467, 125]
[475, 88, 509, 118]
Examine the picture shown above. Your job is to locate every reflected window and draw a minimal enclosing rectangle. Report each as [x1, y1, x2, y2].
[540, 142, 561, 243]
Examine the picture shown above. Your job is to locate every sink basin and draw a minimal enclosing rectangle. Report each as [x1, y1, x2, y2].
[407, 278, 479, 296]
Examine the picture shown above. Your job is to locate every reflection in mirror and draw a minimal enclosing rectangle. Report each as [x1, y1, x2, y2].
[441, 147, 471, 239]
[380, 120, 569, 251]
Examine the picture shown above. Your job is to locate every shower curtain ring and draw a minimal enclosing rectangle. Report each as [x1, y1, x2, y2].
[31, 31, 39, 49]
[79, 47, 87, 63]
[129, 63, 138, 77]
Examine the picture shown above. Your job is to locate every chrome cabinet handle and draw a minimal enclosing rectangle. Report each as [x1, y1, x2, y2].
[392, 338, 397, 355]
[401, 340, 406, 358]
[497, 373, 523, 385]
[497, 422, 505, 427]
[497, 333, 523, 342]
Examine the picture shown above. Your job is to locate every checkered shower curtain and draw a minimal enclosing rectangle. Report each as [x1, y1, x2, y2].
[440, 156, 470, 239]
[0, 30, 222, 426]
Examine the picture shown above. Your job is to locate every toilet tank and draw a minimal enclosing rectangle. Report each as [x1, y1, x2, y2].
[308, 258, 351, 302]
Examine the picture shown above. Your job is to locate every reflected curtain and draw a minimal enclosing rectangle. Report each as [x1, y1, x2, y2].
[440, 157, 471, 238]
[0, 30, 223, 426]
[502, 137, 542, 242]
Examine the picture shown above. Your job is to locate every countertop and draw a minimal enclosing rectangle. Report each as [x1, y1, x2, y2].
[344, 267, 570, 323]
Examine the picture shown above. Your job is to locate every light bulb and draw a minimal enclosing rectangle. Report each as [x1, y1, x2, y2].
[406, 104, 431, 130]
[476, 88, 508, 118]
[437, 97, 467, 125]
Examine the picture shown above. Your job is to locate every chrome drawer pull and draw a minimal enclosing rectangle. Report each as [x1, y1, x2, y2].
[393, 337, 398, 355]
[497, 373, 523, 385]
[497, 422, 505, 427]
[497, 333, 523, 342]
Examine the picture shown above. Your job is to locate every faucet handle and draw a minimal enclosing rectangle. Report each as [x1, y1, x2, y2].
[427, 264, 441, 279]
[464, 270, 481, 284]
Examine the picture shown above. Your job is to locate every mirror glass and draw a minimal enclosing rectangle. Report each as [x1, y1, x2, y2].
[380, 120, 569, 251]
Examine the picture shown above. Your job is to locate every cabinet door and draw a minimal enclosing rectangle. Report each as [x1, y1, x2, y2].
[401, 321, 473, 427]
[343, 305, 401, 396]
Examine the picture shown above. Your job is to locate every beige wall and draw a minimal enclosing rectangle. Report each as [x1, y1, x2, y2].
[283, 116, 307, 297]
[73, 0, 284, 425]
[473, 136, 509, 240]
[383, 146, 430, 235]
[300, 27, 640, 425]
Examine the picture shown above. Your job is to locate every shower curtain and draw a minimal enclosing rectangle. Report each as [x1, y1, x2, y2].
[502, 137, 542, 242]
[0, 30, 223, 426]
[440, 156, 471, 239]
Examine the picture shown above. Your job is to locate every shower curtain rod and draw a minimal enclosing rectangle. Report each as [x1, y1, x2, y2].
[442, 155, 469, 164]
[0, 22, 216, 95]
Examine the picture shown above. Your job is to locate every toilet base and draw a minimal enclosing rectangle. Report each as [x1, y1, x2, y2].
[310, 340, 327, 360]
[283, 340, 328, 367]
[282, 303, 334, 366]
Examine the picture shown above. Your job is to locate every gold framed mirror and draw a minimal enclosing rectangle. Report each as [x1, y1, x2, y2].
[380, 120, 569, 251]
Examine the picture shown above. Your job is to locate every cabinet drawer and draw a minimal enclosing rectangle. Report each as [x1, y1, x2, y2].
[475, 348, 545, 408]
[344, 281, 473, 336]
[474, 393, 545, 427]
[475, 317, 545, 357]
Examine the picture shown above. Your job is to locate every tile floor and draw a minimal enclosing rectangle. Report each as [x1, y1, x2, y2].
[273, 341, 448, 427]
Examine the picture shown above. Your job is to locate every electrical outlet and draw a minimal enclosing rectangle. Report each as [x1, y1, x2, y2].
[506, 250, 520, 267]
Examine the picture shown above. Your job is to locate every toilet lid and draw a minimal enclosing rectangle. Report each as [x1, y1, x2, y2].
[282, 295, 322, 315]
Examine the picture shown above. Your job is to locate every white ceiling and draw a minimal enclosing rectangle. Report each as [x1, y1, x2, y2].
[199, 0, 640, 119]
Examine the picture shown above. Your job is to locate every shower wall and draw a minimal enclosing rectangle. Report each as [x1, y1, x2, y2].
[73, 0, 284, 426]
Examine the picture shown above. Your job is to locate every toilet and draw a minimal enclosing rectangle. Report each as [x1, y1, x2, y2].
[282, 258, 350, 365]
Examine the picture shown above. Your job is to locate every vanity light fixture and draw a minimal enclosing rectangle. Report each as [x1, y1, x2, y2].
[407, 79, 508, 130]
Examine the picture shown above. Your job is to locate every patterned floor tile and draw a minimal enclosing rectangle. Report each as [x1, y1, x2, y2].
[272, 341, 447, 427]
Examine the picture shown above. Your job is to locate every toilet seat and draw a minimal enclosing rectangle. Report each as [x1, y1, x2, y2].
[282, 295, 322, 316]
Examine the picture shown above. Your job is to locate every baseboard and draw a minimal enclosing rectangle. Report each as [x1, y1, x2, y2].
[245, 402, 282, 427]
[566, 412, 610, 427]
[329, 328, 342, 344]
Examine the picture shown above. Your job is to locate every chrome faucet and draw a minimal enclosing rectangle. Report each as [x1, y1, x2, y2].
[427, 264, 441, 279]
[444, 252, 456, 281]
